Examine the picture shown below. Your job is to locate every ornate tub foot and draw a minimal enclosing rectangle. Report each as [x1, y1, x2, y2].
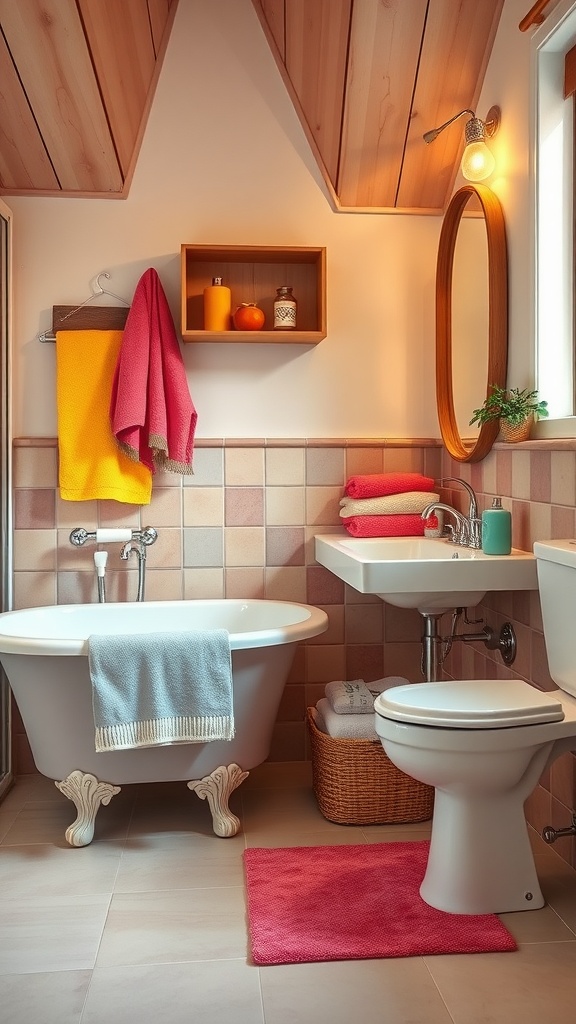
[187, 763, 249, 837]
[55, 770, 121, 847]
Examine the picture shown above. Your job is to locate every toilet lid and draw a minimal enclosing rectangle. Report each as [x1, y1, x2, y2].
[374, 678, 565, 728]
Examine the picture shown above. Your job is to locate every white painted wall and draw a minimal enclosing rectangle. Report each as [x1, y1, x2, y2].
[6, 0, 531, 440]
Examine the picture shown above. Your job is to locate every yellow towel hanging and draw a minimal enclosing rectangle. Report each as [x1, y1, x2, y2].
[56, 330, 152, 504]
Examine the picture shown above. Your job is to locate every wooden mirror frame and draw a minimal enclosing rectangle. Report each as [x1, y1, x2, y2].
[436, 183, 508, 463]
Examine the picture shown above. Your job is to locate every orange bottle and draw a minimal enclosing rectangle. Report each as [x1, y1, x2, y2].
[203, 277, 231, 331]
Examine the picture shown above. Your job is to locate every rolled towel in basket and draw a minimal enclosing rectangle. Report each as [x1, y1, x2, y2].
[325, 679, 371, 713]
[315, 698, 378, 741]
[326, 676, 410, 713]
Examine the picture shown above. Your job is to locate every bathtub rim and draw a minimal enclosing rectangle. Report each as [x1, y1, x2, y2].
[0, 598, 328, 656]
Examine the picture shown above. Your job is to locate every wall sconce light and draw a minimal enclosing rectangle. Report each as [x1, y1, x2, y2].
[423, 106, 501, 182]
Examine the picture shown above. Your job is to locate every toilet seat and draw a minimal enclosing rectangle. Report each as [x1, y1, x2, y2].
[374, 678, 565, 728]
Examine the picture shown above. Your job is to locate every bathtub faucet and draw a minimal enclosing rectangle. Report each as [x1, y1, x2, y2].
[69, 526, 158, 547]
[120, 529, 158, 602]
[70, 526, 158, 602]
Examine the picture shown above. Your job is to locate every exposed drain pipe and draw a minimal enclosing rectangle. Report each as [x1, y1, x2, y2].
[420, 609, 517, 682]
[542, 814, 576, 844]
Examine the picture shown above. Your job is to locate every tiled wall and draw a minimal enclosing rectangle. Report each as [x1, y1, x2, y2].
[10, 436, 576, 868]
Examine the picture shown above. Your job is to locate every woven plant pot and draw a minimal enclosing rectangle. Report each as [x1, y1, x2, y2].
[499, 416, 532, 443]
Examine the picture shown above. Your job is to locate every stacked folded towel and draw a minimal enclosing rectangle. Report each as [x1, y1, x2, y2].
[314, 676, 409, 741]
[339, 472, 438, 538]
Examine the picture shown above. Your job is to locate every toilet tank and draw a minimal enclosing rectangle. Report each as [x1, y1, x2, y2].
[534, 540, 576, 698]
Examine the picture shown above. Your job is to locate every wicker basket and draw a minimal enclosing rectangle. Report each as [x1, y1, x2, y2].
[306, 707, 434, 826]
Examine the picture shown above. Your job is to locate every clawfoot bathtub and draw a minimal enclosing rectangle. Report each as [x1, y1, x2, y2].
[0, 599, 327, 845]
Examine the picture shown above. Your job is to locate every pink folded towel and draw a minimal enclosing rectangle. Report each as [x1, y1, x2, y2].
[110, 268, 197, 474]
[341, 514, 426, 538]
[344, 473, 435, 500]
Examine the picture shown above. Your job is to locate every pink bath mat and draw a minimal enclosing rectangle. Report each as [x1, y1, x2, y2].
[243, 841, 517, 965]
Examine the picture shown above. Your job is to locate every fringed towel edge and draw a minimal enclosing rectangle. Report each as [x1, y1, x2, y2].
[95, 714, 235, 752]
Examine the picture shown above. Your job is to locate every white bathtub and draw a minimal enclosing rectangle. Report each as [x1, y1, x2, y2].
[0, 599, 328, 844]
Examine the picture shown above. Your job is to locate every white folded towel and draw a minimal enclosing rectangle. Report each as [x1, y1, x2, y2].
[315, 698, 378, 741]
[325, 676, 410, 714]
[339, 491, 439, 518]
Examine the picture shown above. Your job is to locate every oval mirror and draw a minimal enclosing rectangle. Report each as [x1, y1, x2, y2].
[436, 183, 508, 462]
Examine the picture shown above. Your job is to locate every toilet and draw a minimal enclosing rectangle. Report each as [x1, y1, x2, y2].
[374, 538, 576, 916]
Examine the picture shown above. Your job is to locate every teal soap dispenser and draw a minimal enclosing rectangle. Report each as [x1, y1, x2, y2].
[481, 498, 511, 555]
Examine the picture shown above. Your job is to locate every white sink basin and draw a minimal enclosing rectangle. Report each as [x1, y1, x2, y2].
[314, 534, 539, 614]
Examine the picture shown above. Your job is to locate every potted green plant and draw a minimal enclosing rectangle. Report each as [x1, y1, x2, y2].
[469, 385, 549, 442]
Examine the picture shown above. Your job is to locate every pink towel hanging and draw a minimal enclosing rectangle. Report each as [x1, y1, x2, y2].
[110, 268, 197, 474]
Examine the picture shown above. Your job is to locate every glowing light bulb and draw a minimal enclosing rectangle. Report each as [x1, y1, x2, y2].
[461, 141, 496, 182]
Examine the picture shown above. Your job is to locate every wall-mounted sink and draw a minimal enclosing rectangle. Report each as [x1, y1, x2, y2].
[314, 534, 539, 614]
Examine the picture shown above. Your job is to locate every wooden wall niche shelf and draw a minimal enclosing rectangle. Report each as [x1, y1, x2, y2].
[181, 244, 326, 343]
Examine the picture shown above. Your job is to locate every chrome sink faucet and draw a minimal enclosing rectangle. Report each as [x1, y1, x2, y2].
[440, 478, 482, 549]
[421, 501, 470, 546]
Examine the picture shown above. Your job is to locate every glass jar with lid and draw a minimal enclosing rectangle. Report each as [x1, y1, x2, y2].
[273, 286, 297, 330]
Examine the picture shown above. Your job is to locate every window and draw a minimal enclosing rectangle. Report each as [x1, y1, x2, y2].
[533, 0, 576, 437]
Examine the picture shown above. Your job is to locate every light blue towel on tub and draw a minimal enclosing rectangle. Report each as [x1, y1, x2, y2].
[88, 629, 234, 752]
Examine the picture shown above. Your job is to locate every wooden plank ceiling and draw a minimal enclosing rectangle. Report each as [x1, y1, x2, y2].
[252, 0, 505, 213]
[0, 0, 177, 198]
[0, 0, 503, 211]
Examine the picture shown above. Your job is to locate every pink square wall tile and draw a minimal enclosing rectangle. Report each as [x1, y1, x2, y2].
[345, 603, 383, 644]
[306, 486, 342, 526]
[306, 565, 345, 605]
[14, 489, 55, 530]
[346, 644, 385, 682]
[550, 450, 576, 506]
[224, 567, 265, 598]
[265, 527, 305, 566]
[148, 487, 183, 528]
[551, 504, 575, 538]
[264, 566, 307, 602]
[496, 448, 513, 496]
[379, 641, 421, 681]
[511, 450, 531, 500]
[511, 499, 531, 551]
[530, 450, 551, 502]
[306, 644, 347, 683]
[143, 569, 184, 601]
[225, 447, 264, 486]
[265, 448, 305, 486]
[306, 448, 345, 485]
[345, 448, 384, 478]
[224, 487, 264, 526]
[98, 501, 140, 527]
[183, 567, 224, 599]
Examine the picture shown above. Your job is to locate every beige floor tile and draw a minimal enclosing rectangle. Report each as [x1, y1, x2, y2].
[96, 886, 248, 966]
[127, 785, 233, 839]
[0, 894, 111, 974]
[0, 773, 61, 810]
[244, 828, 367, 848]
[498, 904, 576, 944]
[425, 942, 576, 1024]
[242, 760, 313, 789]
[0, 970, 91, 1024]
[259, 957, 454, 1024]
[361, 825, 432, 844]
[240, 786, 346, 835]
[0, 840, 124, 899]
[114, 833, 246, 892]
[81, 960, 264, 1024]
[0, 794, 134, 847]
